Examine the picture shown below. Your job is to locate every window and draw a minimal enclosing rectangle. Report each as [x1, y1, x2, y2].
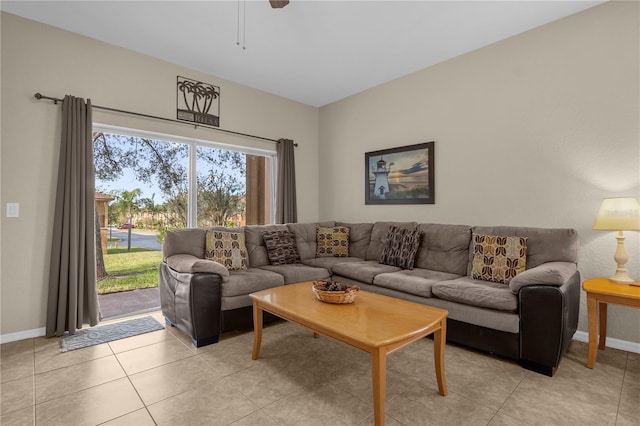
[93, 126, 275, 230]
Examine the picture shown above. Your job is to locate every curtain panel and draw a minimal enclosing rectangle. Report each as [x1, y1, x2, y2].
[276, 139, 297, 224]
[46, 95, 100, 336]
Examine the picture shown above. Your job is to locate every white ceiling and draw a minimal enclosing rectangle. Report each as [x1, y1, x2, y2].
[2, 1, 605, 107]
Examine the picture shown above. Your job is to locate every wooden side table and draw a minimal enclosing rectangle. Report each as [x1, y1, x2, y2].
[583, 278, 640, 368]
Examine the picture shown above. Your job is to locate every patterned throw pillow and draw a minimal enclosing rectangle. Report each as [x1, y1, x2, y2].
[262, 230, 301, 265]
[205, 230, 248, 271]
[316, 226, 350, 257]
[379, 226, 422, 270]
[471, 234, 528, 284]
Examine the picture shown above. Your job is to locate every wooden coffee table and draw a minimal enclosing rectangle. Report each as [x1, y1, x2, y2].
[250, 282, 448, 426]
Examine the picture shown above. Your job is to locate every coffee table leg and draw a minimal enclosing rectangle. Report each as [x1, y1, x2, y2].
[252, 302, 263, 360]
[586, 293, 597, 368]
[372, 348, 387, 426]
[434, 319, 448, 396]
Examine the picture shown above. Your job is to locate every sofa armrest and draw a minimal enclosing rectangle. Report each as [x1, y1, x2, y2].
[166, 254, 229, 282]
[509, 262, 577, 294]
[159, 262, 223, 347]
[518, 270, 580, 375]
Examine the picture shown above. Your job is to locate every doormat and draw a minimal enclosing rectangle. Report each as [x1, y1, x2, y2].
[61, 316, 164, 352]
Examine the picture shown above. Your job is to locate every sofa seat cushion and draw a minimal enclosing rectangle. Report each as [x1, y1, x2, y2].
[373, 269, 462, 298]
[222, 268, 284, 298]
[432, 278, 517, 312]
[301, 257, 364, 274]
[352, 281, 520, 333]
[332, 260, 402, 284]
[257, 264, 330, 285]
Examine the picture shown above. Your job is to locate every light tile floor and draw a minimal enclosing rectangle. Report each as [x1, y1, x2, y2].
[1, 310, 638, 426]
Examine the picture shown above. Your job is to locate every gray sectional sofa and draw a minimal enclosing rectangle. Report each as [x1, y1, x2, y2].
[159, 221, 580, 376]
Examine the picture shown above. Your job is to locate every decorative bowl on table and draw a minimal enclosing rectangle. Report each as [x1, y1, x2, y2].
[312, 280, 360, 304]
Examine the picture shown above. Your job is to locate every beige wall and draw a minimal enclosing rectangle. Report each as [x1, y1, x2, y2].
[0, 12, 320, 336]
[319, 2, 640, 344]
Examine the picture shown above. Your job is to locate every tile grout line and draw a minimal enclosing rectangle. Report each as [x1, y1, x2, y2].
[111, 338, 159, 426]
[32, 339, 137, 423]
[487, 369, 533, 425]
[613, 351, 629, 425]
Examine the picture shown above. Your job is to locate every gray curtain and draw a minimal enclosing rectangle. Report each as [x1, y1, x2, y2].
[46, 95, 100, 337]
[276, 139, 297, 224]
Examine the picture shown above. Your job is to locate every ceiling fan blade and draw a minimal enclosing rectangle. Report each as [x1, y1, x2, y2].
[269, 0, 289, 8]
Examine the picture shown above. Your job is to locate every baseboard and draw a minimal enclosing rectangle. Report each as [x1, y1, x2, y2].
[0, 327, 46, 344]
[573, 331, 640, 354]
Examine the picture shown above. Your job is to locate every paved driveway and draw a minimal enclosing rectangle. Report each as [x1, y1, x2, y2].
[109, 229, 162, 251]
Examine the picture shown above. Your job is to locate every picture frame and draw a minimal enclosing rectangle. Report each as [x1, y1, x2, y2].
[365, 142, 435, 205]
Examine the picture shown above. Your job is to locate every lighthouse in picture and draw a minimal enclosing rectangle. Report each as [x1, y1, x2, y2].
[373, 157, 390, 199]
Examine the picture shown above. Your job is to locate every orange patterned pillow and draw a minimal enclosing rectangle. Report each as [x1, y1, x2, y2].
[471, 234, 527, 284]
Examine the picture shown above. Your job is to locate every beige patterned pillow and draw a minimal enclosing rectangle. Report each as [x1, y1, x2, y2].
[316, 226, 350, 257]
[205, 230, 248, 271]
[471, 234, 527, 284]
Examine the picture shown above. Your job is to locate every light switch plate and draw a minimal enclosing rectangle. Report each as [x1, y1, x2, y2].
[6, 203, 19, 218]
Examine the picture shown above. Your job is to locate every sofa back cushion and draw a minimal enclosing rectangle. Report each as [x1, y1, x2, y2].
[245, 224, 289, 267]
[469, 226, 578, 271]
[414, 224, 471, 275]
[336, 222, 373, 259]
[366, 222, 418, 261]
[287, 221, 335, 260]
[162, 228, 207, 260]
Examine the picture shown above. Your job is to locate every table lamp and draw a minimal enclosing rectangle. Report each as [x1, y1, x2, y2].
[592, 197, 640, 285]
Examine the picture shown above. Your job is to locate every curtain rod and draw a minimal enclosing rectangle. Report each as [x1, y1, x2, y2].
[33, 93, 297, 146]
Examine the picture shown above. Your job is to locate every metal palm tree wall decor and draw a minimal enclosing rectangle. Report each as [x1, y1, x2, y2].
[176, 76, 221, 127]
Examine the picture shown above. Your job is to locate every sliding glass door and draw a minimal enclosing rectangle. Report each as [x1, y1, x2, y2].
[92, 126, 275, 297]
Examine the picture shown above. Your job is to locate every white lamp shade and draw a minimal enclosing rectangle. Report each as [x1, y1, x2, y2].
[592, 197, 640, 231]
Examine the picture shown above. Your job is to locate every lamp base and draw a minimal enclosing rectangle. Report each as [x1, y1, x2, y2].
[609, 274, 635, 285]
[609, 266, 635, 284]
[608, 231, 636, 285]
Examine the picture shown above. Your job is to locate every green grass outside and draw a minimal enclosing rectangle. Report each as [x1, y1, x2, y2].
[98, 247, 162, 294]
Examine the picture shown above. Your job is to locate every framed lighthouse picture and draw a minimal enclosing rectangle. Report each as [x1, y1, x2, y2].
[365, 142, 435, 205]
